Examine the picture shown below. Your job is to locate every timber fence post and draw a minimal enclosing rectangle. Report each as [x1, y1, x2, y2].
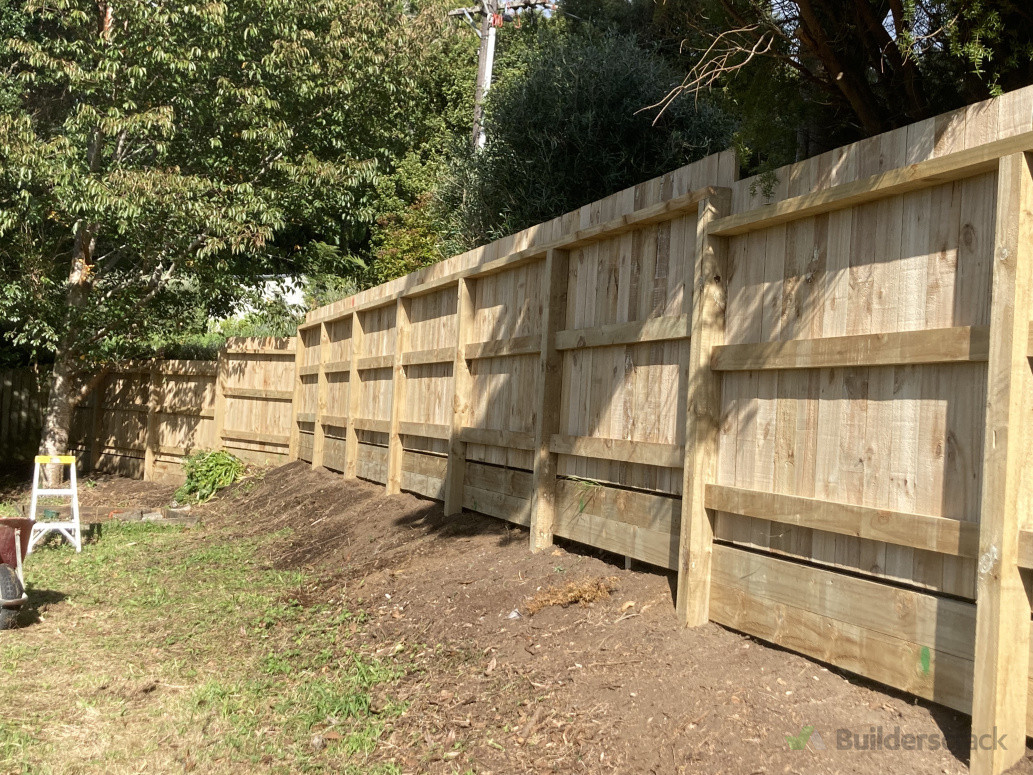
[312, 322, 330, 468]
[444, 279, 474, 515]
[288, 328, 306, 462]
[88, 373, 108, 472]
[677, 188, 732, 627]
[529, 248, 570, 552]
[144, 363, 159, 482]
[387, 299, 410, 494]
[213, 347, 229, 455]
[970, 151, 1033, 775]
[344, 312, 364, 479]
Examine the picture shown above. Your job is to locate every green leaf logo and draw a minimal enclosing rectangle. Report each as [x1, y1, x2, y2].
[785, 725, 815, 750]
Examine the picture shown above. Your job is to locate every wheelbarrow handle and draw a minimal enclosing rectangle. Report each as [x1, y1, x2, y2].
[13, 528, 23, 587]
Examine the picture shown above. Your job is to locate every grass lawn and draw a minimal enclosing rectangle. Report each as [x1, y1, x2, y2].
[0, 521, 408, 774]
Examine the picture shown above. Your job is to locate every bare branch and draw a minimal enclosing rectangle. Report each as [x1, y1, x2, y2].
[641, 27, 776, 121]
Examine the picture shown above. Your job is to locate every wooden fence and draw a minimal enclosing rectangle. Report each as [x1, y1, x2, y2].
[70, 337, 295, 483]
[292, 86, 1033, 775]
[0, 369, 45, 463]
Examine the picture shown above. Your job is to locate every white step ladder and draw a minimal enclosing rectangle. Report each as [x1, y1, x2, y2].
[27, 455, 82, 554]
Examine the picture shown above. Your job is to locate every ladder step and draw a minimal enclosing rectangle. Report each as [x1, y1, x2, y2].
[33, 489, 75, 496]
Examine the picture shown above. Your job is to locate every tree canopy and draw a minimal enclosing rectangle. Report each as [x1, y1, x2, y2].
[654, 0, 1033, 165]
[0, 0, 459, 454]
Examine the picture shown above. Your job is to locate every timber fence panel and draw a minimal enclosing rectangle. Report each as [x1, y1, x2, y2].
[318, 315, 353, 473]
[219, 338, 296, 467]
[0, 369, 45, 463]
[65, 338, 294, 482]
[291, 86, 1033, 774]
[294, 326, 321, 463]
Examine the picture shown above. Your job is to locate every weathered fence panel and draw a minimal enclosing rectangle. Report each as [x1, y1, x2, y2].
[291, 86, 1033, 775]
[0, 369, 44, 462]
[69, 337, 294, 483]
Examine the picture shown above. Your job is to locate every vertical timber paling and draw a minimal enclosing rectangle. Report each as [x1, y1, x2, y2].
[677, 188, 732, 626]
[312, 322, 330, 468]
[386, 298, 410, 495]
[288, 329, 306, 461]
[88, 373, 108, 472]
[213, 348, 228, 457]
[344, 312, 364, 479]
[444, 279, 474, 515]
[529, 249, 570, 552]
[970, 151, 1033, 775]
[143, 363, 160, 481]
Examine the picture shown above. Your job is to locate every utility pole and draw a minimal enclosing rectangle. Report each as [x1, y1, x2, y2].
[470, 0, 497, 149]
[449, 0, 557, 149]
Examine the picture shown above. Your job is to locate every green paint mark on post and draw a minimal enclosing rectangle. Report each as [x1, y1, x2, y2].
[920, 646, 931, 675]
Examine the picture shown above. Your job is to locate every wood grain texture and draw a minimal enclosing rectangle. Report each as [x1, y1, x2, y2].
[529, 250, 570, 551]
[711, 326, 990, 371]
[678, 189, 731, 625]
[707, 484, 980, 557]
[711, 129, 1033, 237]
[386, 299, 410, 494]
[970, 152, 1033, 775]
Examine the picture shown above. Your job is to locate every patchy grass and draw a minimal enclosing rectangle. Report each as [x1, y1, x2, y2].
[0, 521, 408, 774]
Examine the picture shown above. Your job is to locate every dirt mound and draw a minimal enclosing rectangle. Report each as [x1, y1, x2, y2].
[192, 462, 975, 775]
[78, 475, 178, 511]
[206, 462, 510, 583]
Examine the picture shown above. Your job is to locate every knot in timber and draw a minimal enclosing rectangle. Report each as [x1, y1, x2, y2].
[978, 544, 1000, 577]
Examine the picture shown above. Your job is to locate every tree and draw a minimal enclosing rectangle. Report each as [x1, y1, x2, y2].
[439, 22, 734, 244]
[0, 0, 440, 463]
[360, 15, 477, 286]
[662, 0, 1033, 166]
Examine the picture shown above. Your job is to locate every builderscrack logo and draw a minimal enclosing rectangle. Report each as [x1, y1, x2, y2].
[785, 725, 1007, 753]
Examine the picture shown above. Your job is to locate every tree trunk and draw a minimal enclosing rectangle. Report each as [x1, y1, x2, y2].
[38, 346, 79, 485]
[38, 222, 94, 485]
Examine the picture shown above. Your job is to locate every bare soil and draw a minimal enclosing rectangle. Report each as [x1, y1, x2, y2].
[62, 463, 1033, 772]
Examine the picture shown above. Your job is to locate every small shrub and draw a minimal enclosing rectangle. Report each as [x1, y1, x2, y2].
[175, 451, 245, 504]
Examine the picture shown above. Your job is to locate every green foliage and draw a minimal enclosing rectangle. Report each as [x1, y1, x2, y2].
[440, 23, 733, 244]
[0, 0, 448, 386]
[218, 295, 305, 340]
[174, 450, 245, 504]
[360, 20, 477, 286]
[367, 193, 446, 285]
[304, 274, 361, 310]
[656, 0, 1033, 169]
[945, 0, 1033, 97]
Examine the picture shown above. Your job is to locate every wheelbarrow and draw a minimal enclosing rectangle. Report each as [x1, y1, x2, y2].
[0, 517, 32, 630]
